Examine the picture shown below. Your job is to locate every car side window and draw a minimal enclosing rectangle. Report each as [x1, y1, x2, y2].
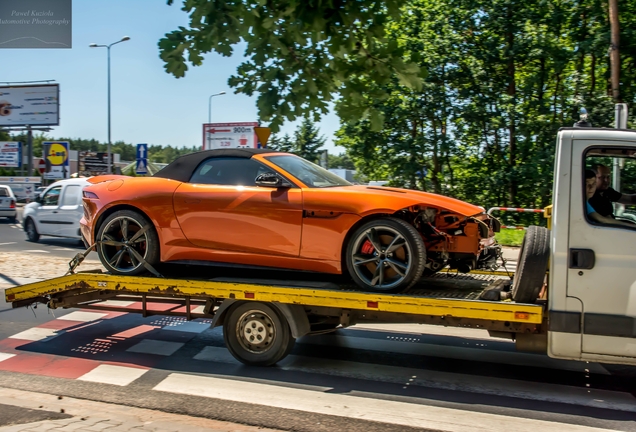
[190, 157, 274, 186]
[60, 185, 82, 207]
[42, 186, 62, 206]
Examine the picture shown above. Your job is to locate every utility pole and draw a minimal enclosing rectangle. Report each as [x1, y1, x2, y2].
[27, 125, 33, 176]
[609, 0, 621, 101]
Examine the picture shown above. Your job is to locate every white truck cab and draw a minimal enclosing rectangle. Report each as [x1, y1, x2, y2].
[548, 127, 636, 365]
[23, 178, 91, 243]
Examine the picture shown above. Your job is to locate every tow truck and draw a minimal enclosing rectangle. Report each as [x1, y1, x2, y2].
[5, 111, 636, 367]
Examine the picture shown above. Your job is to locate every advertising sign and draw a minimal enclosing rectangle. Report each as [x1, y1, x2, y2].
[42, 141, 70, 180]
[202, 122, 260, 150]
[0, 84, 59, 127]
[0, 142, 22, 168]
[78, 151, 112, 177]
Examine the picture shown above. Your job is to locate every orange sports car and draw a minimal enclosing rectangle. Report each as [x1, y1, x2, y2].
[80, 148, 501, 293]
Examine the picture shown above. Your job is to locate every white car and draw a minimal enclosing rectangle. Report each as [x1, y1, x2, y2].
[0, 185, 17, 223]
[23, 178, 91, 243]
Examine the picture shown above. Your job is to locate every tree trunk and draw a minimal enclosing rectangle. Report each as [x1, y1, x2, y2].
[506, 7, 517, 204]
[609, 0, 621, 101]
[591, 53, 596, 93]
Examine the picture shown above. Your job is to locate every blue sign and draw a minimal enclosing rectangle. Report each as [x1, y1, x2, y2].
[136, 143, 148, 175]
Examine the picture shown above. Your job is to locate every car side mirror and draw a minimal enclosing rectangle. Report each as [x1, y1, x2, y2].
[34, 194, 42, 204]
[255, 172, 292, 189]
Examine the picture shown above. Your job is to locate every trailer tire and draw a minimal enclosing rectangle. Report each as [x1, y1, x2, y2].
[223, 302, 295, 366]
[511, 225, 550, 304]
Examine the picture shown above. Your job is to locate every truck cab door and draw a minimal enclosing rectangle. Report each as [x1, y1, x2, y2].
[566, 136, 636, 363]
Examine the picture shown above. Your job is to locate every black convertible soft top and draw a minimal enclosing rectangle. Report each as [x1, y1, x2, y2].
[153, 148, 279, 183]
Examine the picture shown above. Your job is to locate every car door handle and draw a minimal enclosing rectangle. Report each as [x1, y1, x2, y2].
[569, 248, 595, 269]
[52, 211, 58, 213]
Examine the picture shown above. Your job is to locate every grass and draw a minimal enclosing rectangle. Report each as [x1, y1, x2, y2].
[495, 228, 526, 247]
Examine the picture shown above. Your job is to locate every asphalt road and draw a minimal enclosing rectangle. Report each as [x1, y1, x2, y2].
[0, 206, 95, 260]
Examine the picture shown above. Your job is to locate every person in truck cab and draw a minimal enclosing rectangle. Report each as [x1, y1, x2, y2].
[589, 164, 636, 217]
[585, 169, 634, 227]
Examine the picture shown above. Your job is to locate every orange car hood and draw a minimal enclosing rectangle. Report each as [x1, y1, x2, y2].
[330, 185, 484, 216]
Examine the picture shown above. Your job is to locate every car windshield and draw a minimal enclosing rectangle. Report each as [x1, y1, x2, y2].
[265, 155, 351, 188]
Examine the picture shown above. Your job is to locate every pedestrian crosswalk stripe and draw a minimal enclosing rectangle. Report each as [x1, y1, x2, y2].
[77, 364, 149, 386]
[153, 373, 610, 432]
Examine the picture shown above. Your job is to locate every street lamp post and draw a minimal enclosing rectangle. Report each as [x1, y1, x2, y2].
[90, 36, 131, 174]
[207, 91, 226, 149]
[208, 91, 226, 124]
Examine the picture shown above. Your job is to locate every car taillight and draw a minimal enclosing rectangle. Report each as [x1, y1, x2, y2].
[9, 200, 15, 208]
[83, 191, 99, 199]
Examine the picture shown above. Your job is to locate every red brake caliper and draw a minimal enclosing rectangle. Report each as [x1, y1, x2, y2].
[361, 240, 375, 255]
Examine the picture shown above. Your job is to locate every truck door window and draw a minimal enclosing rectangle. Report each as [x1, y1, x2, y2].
[60, 185, 82, 207]
[585, 149, 636, 227]
[42, 186, 62, 206]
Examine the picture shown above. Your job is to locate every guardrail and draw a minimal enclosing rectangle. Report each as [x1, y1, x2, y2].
[487, 207, 544, 230]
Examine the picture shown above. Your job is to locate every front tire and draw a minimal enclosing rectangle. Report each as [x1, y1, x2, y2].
[223, 302, 294, 366]
[345, 217, 426, 293]
[96, 210, 160, 276]
[25, 218, 39, 242]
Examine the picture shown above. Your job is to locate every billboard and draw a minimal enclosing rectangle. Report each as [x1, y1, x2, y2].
[0, 84, 60, 127]
[202, 122, 260, 150]
[0, 142, 22, 168]
[78, 151, 112, 177]
[42, 141, 70, 180]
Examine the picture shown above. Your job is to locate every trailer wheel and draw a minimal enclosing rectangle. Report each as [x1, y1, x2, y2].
[512, 225, 550, 304]
[223, 302, 295, 366]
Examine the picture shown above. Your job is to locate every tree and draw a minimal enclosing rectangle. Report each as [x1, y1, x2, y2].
[159, 0, 423, 131]
[266, 133, 294, 152]
[328, 153, 355, 170]
[293, 117, 326, 163]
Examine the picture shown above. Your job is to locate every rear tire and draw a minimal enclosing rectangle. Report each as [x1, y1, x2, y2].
[96, 210, 160, 276]
[8, 216, 17, 224]
[223, 302, 294, 366]
[25, 218, 39, 242]
[511, 226, 550, 304]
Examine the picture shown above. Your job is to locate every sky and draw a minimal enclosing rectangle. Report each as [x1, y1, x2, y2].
[1, 0, 345, 154]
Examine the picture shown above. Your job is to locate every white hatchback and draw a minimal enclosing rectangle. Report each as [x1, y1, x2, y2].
[23, 178, 91, 243]
[0, 185, 17, 223]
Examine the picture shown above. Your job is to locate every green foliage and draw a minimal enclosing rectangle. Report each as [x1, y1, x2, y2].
[266, 118, 326, 162]
[160, 0, 423, 131]
[328, 153, 355, 170]
[333, 0, 635, 212]
[495, 229, 526, 247]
